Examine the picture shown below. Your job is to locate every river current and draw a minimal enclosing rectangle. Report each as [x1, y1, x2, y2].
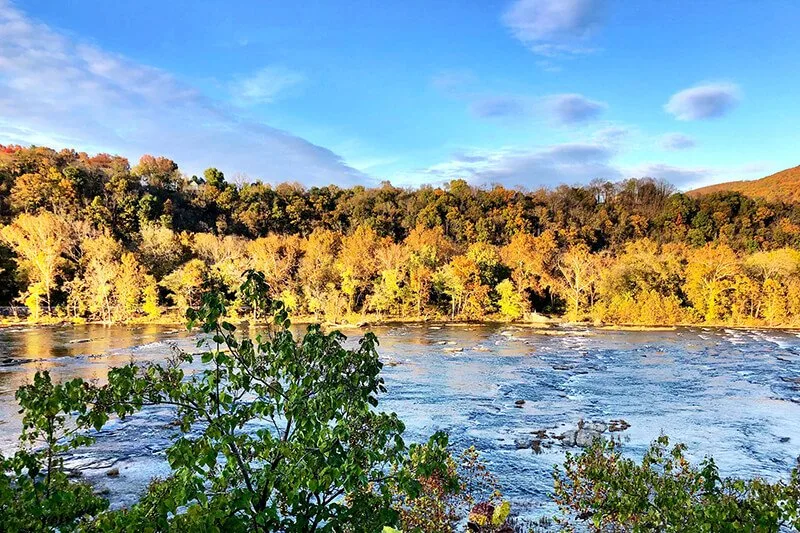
[0, 323, 799, 518]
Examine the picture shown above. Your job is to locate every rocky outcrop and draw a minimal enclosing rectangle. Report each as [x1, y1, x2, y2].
[514, 418, 631, 451]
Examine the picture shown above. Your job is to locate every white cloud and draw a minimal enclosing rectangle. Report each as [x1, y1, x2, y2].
[664, 83, 741, 121]
[660, 133, 696, 151]
[501, 0, 606, 57]
[0, 1, 366, 186]
[397, 137, 767, 192]
[543, 93, 606, 124]
[230, 66, 304, 106]
[401, 142, 619, 188]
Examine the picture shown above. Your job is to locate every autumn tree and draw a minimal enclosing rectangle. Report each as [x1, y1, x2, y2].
[298, 228, 341, 320]
[10, 167, 79, 215]
[132, 155, 180, 191]
[79, 234, 123, 322]
[137, 222, 186, 278]
[160, 259, 209, 310]
[370, 242, 409, 317]
[496, 279, 524, 320]
[1, 212, 72, 316]
[115, 252, 158, 321]
[557, 244, 600, 321]
[247, 234, 302, 300]
[192, 233, 250, 294]
[337, 226, 383, 313]
[500, 230, 558, 311]
[683, 244, 740, 322]
[404, 225, 455, 316]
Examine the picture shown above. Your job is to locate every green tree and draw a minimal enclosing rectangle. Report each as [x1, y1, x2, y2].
[92, 271, 431, 531]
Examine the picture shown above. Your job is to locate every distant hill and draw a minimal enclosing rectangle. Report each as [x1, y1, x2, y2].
[688, 165, 800, 203]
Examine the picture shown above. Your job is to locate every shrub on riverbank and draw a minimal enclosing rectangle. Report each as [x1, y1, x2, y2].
[554, 436, 800, 531]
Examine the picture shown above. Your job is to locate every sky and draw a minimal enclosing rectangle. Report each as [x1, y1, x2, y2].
[1, 0, 798, 190]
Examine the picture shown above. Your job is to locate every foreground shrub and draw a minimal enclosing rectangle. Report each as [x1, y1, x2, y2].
[389, 434, 512, 533]
[553, 435, 800, 531]
[90, 270, 428, 531]
[0, 373, 109, 531]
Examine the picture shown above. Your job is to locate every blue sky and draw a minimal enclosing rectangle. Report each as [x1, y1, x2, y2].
[1, 0, 798, 190]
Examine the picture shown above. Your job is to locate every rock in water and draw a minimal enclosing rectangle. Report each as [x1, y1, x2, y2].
[575, 429, 602, 447]
[583, 421, 607, 432]
[559, 430, 577, 447]
[609, 419, 631, 432]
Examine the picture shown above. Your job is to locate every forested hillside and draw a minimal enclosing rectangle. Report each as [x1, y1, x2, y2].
[3, 144, 800, 326]
[689, 165, 800, 203]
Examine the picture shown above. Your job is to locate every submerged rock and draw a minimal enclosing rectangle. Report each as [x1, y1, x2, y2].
[531, 439, 543, 454]
[514, 437, 534, 449]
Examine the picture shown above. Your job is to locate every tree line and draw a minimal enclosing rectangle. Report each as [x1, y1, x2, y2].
[2, 144, 800, 325]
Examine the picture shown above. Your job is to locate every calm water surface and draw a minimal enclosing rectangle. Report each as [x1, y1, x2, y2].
[1, 323, 799, 517]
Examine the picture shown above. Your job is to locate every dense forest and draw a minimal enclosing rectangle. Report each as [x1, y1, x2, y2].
[689, 165, 800, 204]
[2, 144, 800, 326]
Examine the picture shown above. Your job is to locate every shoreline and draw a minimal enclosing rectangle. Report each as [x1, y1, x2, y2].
[2, 315, 799, 332]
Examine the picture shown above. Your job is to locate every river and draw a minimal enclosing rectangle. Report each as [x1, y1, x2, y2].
[0, 323, 799, 519]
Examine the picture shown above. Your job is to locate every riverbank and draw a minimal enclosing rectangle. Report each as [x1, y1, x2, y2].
[3, 313, 800, 333]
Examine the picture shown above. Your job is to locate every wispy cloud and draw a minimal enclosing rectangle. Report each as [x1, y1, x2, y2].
[628, 163, 709, 188]
[543, 93, 606, 124]
[230, 66, 304, 106]
[469, 96, 528, 119]
[665, 83, 741, 121]
[456, 87, 607, 126]
[501, 0, 606, 58]
[660, 133, 696, 151]
[398, 136, 765, 192]
[401, 142, 619, 188]
[592, 125, 631, 145]
[0, 1, 366, 186]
